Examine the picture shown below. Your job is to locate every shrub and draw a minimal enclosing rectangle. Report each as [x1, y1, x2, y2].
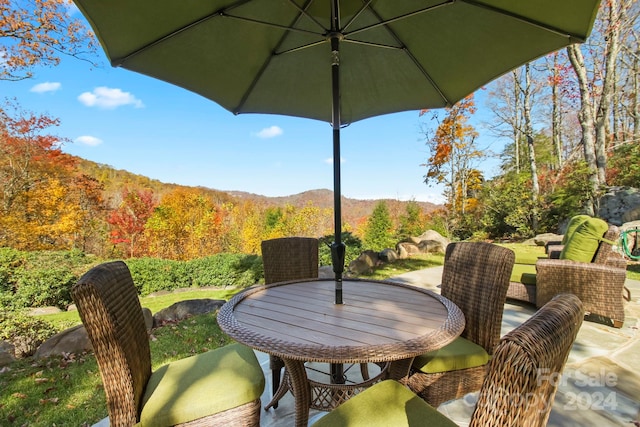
[188, 254, 262, 288]
[13, 267, 76, 309]
[0, 311, 58, 357]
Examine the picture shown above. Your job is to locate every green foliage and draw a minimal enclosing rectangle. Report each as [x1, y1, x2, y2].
[127, 253, 262, 296]
[13, 267, 76, 309]
[0, 311, 58, 357]
[187, 254, 262, 288]
[539, 162, 595, 231]
[362, 201, 395, 251]
[480, 173, 536, 238]
[608, 142, 640, 187]
[396, 201, 425, 240]
[319, 232, 363, 268]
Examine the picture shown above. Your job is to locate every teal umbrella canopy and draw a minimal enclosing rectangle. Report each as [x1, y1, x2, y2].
[73, 0, 601, 302]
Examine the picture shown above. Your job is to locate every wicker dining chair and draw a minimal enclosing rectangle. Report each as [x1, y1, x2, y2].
[405, 241, 515, 407]
[261, 237, 319, 409]
[72, 261, 265, 427]
[312, 293, 585, 427]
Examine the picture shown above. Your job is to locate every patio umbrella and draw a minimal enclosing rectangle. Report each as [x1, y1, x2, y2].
[72, 0, 601, 304]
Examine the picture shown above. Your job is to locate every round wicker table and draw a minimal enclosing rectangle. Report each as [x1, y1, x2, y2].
[217, 278, 465, 427]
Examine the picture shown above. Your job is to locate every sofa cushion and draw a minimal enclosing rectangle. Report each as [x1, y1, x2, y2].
[561, 215, 591, 245]
[412, 336, 490, 374]
[139, 343, 264, 427]
[560, 217, 609, 263]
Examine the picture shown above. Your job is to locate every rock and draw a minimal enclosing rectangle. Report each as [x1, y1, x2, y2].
[0, 340, 16, 366]
[379, 248, 398, 263]
[598, 186, 640, 226]
[414, 230, 449, 251]
[34, 325, 92, 360]
[28, 307, 62, 316]
[12, 335, 43, 359]
[533, 233, 563, 247]
[397, 242, 421, 259]
[142, 307, 153, 331]
[348, 258, 372, 275]
[318, 265, 334, 278]
[152, 299, 225, 327]
[417, 239, 445, 253]
[622, 205, 640, 223]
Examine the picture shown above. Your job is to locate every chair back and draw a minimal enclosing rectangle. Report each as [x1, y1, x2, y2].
[441, 242, 515, 354]
[72, 261, 151, 426]
[470, 293, 584, 427]
[261, 237, 319, 284]
[592, 224, 621, 265]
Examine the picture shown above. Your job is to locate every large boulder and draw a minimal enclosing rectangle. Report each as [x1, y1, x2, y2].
[152, 299, 225, 327]
[379, 248, 399, 263]
[348, 250, 380, 275]
[598, 186, 640, 225]
[413, 230, 449, 253]
[397, 242, 421, 259]
[34, 325, 92, 360]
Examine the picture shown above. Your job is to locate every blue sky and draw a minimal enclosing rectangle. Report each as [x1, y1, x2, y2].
[1, 16, 505, 205]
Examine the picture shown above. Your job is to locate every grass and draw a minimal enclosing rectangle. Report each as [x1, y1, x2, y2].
[2, 245, 637, 426]
[0, 314, 234, 426]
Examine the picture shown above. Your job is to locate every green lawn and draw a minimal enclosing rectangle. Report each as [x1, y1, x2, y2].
[2, 246, 637, 426]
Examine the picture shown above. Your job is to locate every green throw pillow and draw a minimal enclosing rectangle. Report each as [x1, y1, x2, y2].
[559, 217, 608, 263]
[561, 214, 591, 245]
[412, 337, 490, 374]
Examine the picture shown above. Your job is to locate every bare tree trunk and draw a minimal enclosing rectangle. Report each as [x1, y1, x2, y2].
[594, 0, 622, 185]
[551, 54, 563, 167]
[513, 70, 521, 173]
[523, 64, 539, 232]
[567, 44, 598, 215]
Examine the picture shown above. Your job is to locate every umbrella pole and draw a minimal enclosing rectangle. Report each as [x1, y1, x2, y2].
[330, 15, 345, 306]
[329, 0, 346, 386]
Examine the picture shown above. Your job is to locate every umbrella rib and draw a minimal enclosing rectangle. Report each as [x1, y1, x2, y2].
[223, 13, 324, 38]
[232, 0, 327, 114]
[460, 0, 588, 42]
[110, 0, 257, 66]
[345, 1, 454, 38]
[347, 2, 453, 107]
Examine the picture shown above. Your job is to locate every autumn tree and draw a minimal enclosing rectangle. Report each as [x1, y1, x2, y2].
[421, 95, 484, 237]
[107, 188, 155, 258]
[0, 0, 97, 80]
[145, 188, 228, 260]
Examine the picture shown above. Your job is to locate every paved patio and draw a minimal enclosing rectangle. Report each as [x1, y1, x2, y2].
[258, 267, 640, 426]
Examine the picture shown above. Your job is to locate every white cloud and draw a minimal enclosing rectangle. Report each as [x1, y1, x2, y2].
[75, 135, 103, 146]
[78, 86, 144, 109]
[254, 125, 283, 138]
[324, 157, 346, 164]
[30, 82, 61, 93]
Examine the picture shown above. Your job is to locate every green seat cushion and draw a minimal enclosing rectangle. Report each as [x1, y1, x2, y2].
[559, 217, 609, 263]
[510, 263, 537, 285]
[561, 214, 591, 245]
[312, 380, 457, 427]
[139, 343, 265, 427]
[412, 337, 490, 374]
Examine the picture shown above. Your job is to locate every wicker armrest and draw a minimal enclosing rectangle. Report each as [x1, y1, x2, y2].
[535, 259, 626, 327]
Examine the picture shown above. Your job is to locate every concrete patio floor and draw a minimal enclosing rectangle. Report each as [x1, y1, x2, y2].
[258, 266, 640, 426]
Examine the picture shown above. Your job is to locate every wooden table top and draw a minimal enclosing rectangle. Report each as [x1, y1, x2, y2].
[218, 278, 465, 364]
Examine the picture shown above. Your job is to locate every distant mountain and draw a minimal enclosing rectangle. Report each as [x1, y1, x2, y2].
[75, 157, 441, 223]
[228, 189, 441, 226]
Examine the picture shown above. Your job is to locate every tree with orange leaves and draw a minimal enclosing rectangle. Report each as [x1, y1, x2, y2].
[0, 0, 97, 80]
[421, 95, 484, 221]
